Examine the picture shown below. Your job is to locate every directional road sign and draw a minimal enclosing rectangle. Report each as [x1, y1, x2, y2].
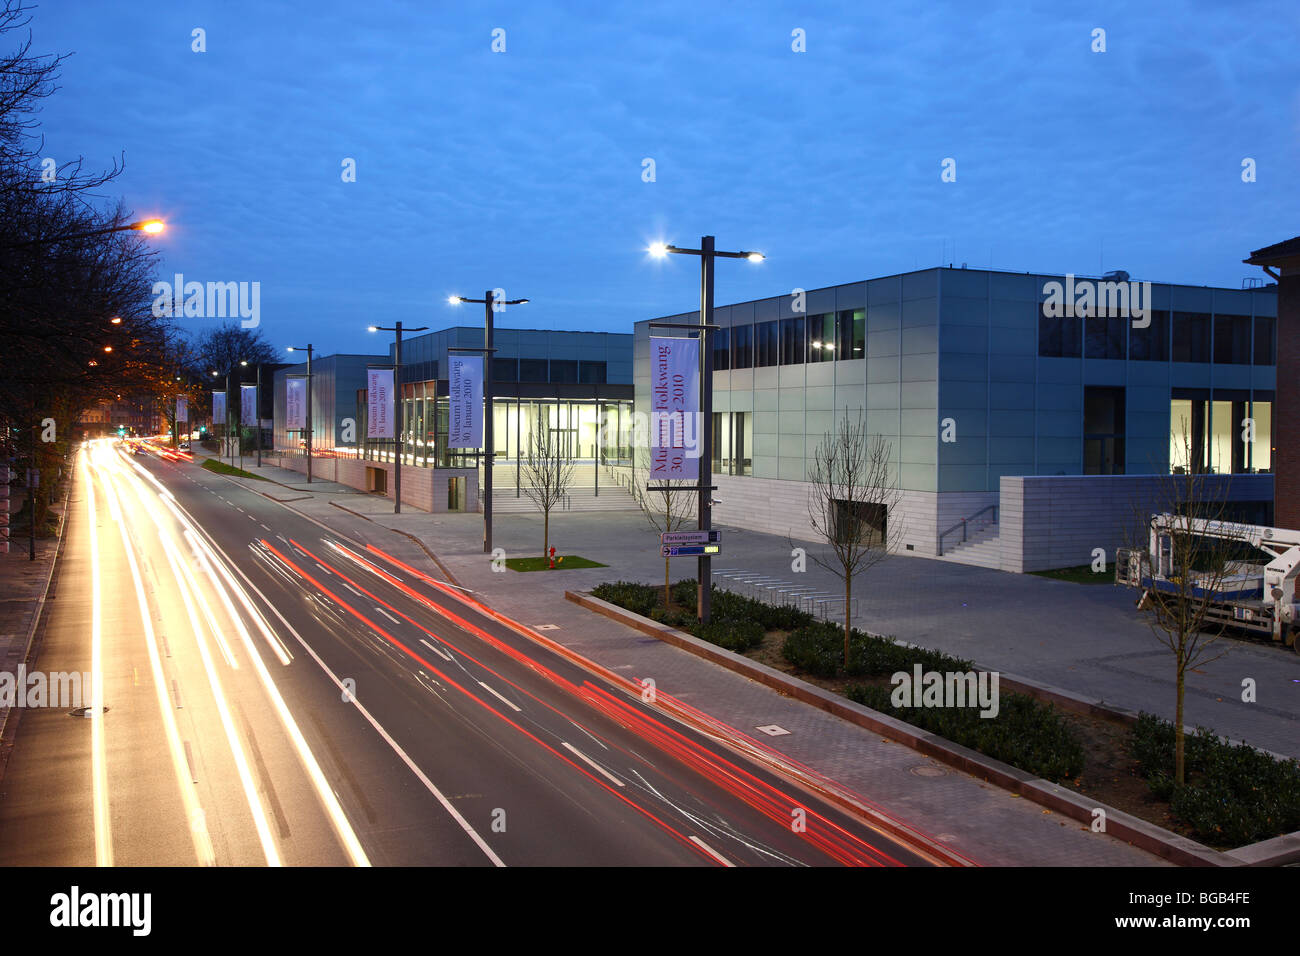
[660, 530, 722, 546]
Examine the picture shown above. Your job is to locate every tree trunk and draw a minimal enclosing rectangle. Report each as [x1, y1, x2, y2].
[844, 574, 852, 668]
[1175, 658, 1186, 786]
[543, 509, 549, 565]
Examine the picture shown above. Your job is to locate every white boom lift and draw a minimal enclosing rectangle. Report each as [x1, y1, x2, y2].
[1116, 513, 1300, 653]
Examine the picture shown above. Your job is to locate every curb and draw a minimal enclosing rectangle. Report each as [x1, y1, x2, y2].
[190, 457, 465, 590]
[0, 460, 76, 756]
[565, 589, 1267, 868]
[328, 500, 463, 588]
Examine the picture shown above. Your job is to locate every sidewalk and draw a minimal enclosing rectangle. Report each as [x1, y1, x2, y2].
[0, 491, 66, 755]
[212, 456, 1175, 864]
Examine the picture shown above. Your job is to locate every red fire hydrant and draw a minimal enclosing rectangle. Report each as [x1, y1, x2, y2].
[549, 546, 556, 570]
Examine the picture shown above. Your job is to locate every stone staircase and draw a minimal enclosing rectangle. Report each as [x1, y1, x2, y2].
[937, 522, 1003, 568]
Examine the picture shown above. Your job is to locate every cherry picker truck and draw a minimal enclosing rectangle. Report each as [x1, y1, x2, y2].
[1116, 513, 1300, 654]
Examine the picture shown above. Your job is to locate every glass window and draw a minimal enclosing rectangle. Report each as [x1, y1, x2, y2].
[550, 360, 578, 383]
[779, 317, 805, 365]
[1083, 386, 1125, 474]
[712, 327, 729, 372]
[1208, 399, 1235, 472]
[755, 321, 778, 367]
[731, 324, 752, 369]
[1038, 303, 1081, 357]
[836, 309, 865, 359]
[1254, 316, 1276, 365]
[578, 361, 606, 384]
[1085, 313, 1126, 359]
[1172, 312, 1210, 362]
[519, 358, 547, 383]
[1130, 310, 1169, 361]
[807, 313, 835, 362]
[1213, 315, 1251, 364]
[713, 411, 751, 475]
[493, 358, 518, 381]
[1170, 390, 1210, 473]
[1250, 399, 1272, 471]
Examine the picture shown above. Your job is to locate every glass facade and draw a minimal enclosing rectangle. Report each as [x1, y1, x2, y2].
[357, 386, 634, 472]
[1170, 392, 1272, 475]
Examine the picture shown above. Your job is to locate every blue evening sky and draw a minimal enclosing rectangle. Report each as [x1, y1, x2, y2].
[28, 0, 1299, 355]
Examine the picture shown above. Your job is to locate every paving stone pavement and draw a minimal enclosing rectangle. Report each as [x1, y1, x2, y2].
[0, 502, 62, 748]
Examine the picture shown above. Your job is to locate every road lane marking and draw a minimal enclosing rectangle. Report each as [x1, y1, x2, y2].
[419, 639, 452, 661]
[184, 528, 292, 666]
[561, 742, 623, 787]
[95, 456, 217, 865]
[84, 451, 113, 867]
[689, 835, 734, 867]
[477, 681, 522, 712]
[187, 533, 369, 866]
[166, 501, 502, 867]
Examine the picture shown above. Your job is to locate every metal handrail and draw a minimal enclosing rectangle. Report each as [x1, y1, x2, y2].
[938, 503, 998, 555]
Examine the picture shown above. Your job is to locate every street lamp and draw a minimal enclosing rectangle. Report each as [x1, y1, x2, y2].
[647, 236, 764, 623]
[287, 345, 314, 482]
[448, 292, 529, 553]
[368, 322, 428, 513]
[3, 218, 166, 249]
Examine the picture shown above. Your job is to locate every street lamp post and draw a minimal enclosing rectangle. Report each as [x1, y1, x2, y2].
[369, 321, 428, 513]
[2, 218, 165, 250]
[649, 237, 764, 623]
[210, 359, 248, 469]
[255, 363, 263, 469]
[287, 345, 314, 482]
[449, 292, 528, 553]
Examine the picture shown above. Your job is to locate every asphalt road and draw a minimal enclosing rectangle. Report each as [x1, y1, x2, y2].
[0, 440, 965, 867]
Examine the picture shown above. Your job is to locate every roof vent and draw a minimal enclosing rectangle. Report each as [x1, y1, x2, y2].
[1102, 269, 1130, 282]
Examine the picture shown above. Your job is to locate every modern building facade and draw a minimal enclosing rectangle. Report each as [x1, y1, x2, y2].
[357, 326, 634, 471]
[636, 266, 1279, 571]
[273, 353, 385, 455]
[271, 328, 634, 511]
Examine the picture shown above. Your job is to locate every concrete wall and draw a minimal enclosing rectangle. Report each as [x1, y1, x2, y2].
[999, 473, 1275, 572]
[646, 469, 1273, 574]
[709, 473, 954, 558]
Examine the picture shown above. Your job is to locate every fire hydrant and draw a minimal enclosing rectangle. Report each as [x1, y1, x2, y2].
[549, 546, 556, 570]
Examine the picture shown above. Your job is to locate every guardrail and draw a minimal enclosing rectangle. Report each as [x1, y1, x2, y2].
[938, 503, 997, 556]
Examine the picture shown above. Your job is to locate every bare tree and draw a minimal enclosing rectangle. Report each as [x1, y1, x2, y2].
[191, 323, 277, 373]
[519, 415, 575, 565]
[806, 409, 904, 666]
[629, 444, 695, 606]
[1122, 423, 1246, 786]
